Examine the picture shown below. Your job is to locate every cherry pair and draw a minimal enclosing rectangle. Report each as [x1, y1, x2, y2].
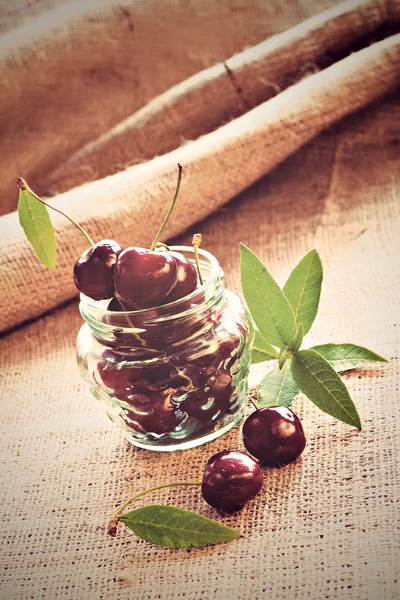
[201, 406, 306, 512]
[73, 240, 198, 309]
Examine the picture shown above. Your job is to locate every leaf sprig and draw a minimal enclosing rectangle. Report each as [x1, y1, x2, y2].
[240, 244, 387, 429]
[108, 482, 241, 549]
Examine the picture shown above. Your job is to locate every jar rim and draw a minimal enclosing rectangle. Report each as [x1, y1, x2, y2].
[79, 245, 221, 319]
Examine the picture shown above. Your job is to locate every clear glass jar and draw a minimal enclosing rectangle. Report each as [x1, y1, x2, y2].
[76, 246, 254, 451]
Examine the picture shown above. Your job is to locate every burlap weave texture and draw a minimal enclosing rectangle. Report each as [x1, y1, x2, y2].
[0, 1, 399, 599]
[1, 0, 399, 332]
[1, 89, 399, 600]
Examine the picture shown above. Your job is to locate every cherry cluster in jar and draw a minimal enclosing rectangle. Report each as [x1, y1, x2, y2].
[96, 332, 242, 437]
[72, 165, 246, 440]
[201, 406, 306, 512]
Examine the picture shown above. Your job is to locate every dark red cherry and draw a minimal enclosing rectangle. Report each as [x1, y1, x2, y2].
[97, 351, 141, 393]
[73, 240, 122, 300]
[242, 406, 306, 467]
[201, 450, 263, 513]
[162, 252, 198, 304]
[124, 390, 184, 435]
[114, 247, 178, 309]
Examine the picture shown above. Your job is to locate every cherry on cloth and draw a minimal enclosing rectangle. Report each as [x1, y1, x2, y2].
[201, 450, 263, 512]
[242, 406, 306, 467]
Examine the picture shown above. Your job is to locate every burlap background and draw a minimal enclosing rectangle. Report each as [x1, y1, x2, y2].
[1, 1, 399, 599]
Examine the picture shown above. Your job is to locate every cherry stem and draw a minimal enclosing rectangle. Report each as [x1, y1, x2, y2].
[112, 481, 201, 521]
[249, 395, 259, 411]
[150, 164, 183, 251]
[155, 242, 170, 251]
[192, 233, 204, 285]
[16, 177, 95, 247]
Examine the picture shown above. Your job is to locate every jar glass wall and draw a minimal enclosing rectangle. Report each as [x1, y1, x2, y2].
[76, 247, 254, 451]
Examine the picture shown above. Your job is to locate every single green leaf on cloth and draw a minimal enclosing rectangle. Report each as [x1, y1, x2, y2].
[18, 186, 57, 269]
[310, 343, 387, 372]
[283, 249, 323, 334]
[240, 243, 297, 348]
[257, 361, 299, 408]
[291, 349, 362, 429]
[251, 330, 279, 364]
[119, 505, 241, 548]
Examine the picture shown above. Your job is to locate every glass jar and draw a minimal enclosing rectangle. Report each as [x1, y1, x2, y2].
[76, 246, 254, 451]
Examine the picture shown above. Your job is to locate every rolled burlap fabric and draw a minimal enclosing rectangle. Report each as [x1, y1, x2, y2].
[0, 12, 399, 332]
[46, 0, 400, 194]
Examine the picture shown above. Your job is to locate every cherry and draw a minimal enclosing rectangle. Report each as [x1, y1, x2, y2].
[114, 247, 178, 308]
[97, 351, 142, 393]
[188, 333, 241, 369]
[123, 389, 185, 435]
[242, 406, 306, 467]
[114, 248, 198, 309]
[162, 251, 198, 304]
[73, 239, 122, 300]
[98, 352, 176, 395]
[182, 382, 232, 421]
[201, 450, 263, 512]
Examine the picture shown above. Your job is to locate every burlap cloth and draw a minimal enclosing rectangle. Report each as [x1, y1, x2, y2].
[1, 1, 399, 599]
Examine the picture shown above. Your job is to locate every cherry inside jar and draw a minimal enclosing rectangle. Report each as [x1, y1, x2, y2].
[76, 246, 254, 451]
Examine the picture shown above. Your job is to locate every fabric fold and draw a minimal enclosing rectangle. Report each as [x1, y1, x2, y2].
[1, 0, 343, 211]
[46, 0, 400, 194]
[1, 32, 399, 333]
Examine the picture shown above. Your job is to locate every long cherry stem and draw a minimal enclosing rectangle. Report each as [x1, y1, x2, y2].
[114, 481, 201, 519]
[150, 164, 183, 251]
[16, 177, 95, 247]
[249, 394, 259, 411]
[108, 481, 202, 535]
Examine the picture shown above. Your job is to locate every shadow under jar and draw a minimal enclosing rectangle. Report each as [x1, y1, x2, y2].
[76, 246, 254, 451]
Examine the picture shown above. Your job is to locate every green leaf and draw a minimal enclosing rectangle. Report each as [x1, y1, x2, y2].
[240, 243, 297, 348]
[18, 186, 57, 269]
[251, 330, 279, 364]
[257, 361, 299, 408]
[278, 346, 291, 370]
[310, 343, 387, 372]
[119, 505, 241, 548]
[283, 250, 322, 334]
[291, 349, 361, 429]
[290, 324, 304, 353]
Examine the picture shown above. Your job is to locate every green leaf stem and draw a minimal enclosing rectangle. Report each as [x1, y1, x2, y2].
[290, 324, 304, 353]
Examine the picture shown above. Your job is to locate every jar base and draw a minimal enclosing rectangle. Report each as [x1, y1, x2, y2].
[123, 410, 244, 452]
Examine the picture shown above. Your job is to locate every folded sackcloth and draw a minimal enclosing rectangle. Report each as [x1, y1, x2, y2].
[0, 0, 399, 333]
